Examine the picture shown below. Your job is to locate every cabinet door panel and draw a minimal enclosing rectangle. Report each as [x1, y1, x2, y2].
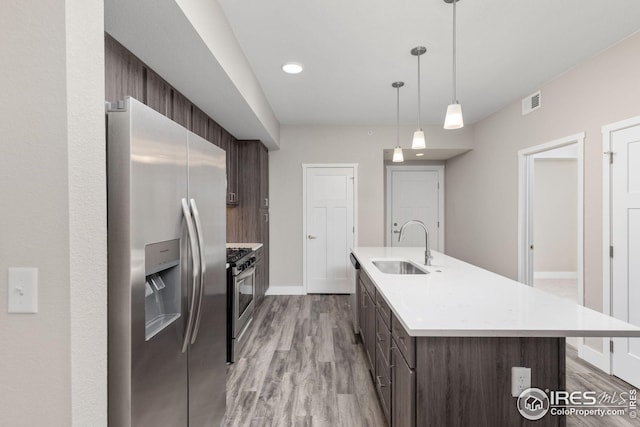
[375, 345, 391, 425]
[259, 144, 269, 208]
[105, 35, 145, 105]
[191, 105, 208, 140]
[392, 341, 416, 427]
[171, 90, 191, 129]
[207, 119, 221, 147]
[146, 70, 171, 117]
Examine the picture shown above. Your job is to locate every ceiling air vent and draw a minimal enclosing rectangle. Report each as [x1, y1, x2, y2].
[522, 90, 542, 115]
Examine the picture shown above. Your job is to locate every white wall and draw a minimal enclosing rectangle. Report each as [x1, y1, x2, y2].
[533, 159, 578, 273]
[0, 1, 106, 426]
[270, 125, 473, 288]
[445, 32, 640, 329]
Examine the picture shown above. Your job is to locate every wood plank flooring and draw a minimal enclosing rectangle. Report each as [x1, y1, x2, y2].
[226, 295, 639, 427]
[226, 295, 385, 427]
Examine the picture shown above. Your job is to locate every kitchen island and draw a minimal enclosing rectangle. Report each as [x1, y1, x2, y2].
[351, 247, 640, 427]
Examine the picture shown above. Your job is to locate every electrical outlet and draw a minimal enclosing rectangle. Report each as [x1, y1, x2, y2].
[511, 367, 531, 397]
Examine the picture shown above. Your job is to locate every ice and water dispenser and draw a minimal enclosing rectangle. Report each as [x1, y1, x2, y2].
[144, 239, 181, 340]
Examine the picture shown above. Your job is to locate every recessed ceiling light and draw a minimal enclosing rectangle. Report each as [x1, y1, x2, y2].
[282, 62, 303, 74]
[415, 153, 425, 157]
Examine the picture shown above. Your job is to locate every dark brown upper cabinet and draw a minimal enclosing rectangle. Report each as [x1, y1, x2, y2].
[171, 89, 191, 129]
[105, 34, 145, 106]
[191, 105, 208, 140]
[207, 119, 222, 147]
[219, 131, 239, 205]
[146, 69, 172, 117]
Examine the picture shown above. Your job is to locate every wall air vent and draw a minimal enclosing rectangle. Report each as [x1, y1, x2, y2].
[522, 90, 542, 115]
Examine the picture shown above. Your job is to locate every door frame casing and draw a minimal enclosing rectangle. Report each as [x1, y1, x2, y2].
[601, 115, 640, 376]
[517, 132, 584, 287]
[517, 133, 590, 365]
[302, 163, 358, 295]
[385, 165, 445, 250]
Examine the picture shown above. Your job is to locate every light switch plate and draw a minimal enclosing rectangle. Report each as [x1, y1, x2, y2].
[8, 268, 38, 313]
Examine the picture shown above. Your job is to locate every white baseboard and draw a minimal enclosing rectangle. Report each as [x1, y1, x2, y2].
[265, 285, 307, 296]
[534, 271, 577, 279]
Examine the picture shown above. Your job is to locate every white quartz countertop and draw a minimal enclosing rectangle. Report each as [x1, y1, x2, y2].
[351, 247, 640, 338]
[227, 242, 263, 251]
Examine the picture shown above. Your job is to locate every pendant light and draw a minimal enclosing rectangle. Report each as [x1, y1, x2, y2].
[411, 46, 427, 149]
[444, 0, 464, 129]
[392, 81, 405, 163]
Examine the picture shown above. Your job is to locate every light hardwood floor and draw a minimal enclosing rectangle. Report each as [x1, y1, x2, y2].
[226, 295, 639, 427]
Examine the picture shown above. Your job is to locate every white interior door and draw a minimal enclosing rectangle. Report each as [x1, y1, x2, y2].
[389, 168, 441, 250]
[305, 166, 355, 294]
[612, 123, 640, 388]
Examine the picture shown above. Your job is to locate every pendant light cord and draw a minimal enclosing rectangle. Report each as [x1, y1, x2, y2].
[396, 85, 400, 145]
[452, 0, 457, 104]
[417, 54, 421, 129]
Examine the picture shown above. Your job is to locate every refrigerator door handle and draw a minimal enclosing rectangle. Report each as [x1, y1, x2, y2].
[181, 198, 201, 353]
[189, 198, 206, 344]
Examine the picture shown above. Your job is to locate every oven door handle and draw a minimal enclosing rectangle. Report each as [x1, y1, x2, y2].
[181, 198, 200, 353]
[236, 265, 256, 281]
[189, 198, 206, 345]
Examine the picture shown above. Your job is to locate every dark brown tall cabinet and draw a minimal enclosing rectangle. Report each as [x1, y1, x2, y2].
[232, 140, 270, 305]
[220, 132, 239, 205]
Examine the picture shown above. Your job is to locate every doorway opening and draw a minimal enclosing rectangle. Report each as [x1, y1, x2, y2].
[518, 133, 585, 348]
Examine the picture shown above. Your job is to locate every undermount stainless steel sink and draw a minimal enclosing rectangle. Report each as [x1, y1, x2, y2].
[372, 260, 429, 275]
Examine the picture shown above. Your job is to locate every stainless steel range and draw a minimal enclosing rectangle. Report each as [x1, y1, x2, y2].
[227, 247, 256, 362]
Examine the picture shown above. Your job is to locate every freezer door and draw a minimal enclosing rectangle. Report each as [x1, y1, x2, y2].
[187, 131, 227, 426]
[108, 97, 189, 427]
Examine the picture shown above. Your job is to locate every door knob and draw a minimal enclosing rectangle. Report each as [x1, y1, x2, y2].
[308, 235, 317, 239]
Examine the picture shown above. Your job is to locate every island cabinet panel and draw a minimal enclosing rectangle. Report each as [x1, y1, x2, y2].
[392, 341, 415, 427]
[391, 314, 416, 369]
[415, 337, 566, 427]
[375, 345, 392, 425]
[359, 279, 376, 375]
[375, 304, 393, 426]
[360, 268, 376, 299]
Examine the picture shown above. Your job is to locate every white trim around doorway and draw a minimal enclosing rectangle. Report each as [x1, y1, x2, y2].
[302, 163, 359, 295]
[599, 115, 640, 375]
[517, 132, 590, 365]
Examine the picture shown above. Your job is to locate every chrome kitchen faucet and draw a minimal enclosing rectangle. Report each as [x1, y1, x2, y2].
[398, 220, 433, 266]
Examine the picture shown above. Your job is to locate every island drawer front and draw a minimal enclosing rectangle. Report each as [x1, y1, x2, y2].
[376, 309, 391, 361]
[392, 313, 416, 369]
[375, 293, 391, 328]
[375, 345, 392, 424]
[360, 269, 376, 300]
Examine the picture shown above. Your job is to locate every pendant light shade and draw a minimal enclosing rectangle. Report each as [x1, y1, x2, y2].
[393, 146, 404, 162]
[444, 102, 464, 129]
[392, 81, 405, 163]
[444, 0, 464, 129]
[411, 46, 427, 149]
[412, 130, 426, 150]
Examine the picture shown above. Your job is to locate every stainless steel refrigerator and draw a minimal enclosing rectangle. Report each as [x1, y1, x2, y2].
[107, 97, 226, 427]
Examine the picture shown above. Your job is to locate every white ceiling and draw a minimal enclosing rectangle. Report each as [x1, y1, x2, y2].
[218, 0, 640, 127]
